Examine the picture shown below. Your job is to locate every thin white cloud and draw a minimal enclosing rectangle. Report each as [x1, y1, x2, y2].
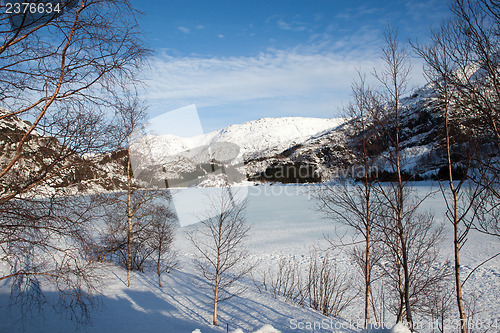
[277, 18, 307, 32]
[178, 26, 190, 34]
[143, 45, 427, 126]
[277, 19, 291, 30]
[146, 49, 381, 110]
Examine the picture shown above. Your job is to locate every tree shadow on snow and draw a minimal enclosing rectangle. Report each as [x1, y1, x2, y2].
[0, 288, 222, 333]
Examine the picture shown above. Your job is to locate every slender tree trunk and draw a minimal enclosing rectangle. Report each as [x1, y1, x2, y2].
[126, 158, 133, 287]
[445, 101, 468, 333]
[364, 227, 371, 328]
[364, 172, 371, 328]
[213, 218, 223, 326]
[394, 78, 413, 330]
[396, 265, 404, 323]
[369, 287, 380, 326]
[362, 112, 372, 328]
[454, 210, 467, 333]
[399, 222, 413, 330]
[157, 251, 162, 288]
[213, 271, 219, 325]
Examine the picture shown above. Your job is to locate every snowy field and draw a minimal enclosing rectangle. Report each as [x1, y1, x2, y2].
[0, 183, 498, 333]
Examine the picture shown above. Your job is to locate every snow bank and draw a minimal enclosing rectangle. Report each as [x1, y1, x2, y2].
[362, 323, 411, 333]
[229, 324, 281, 333]
[252, 325, 281, 333]
[192, 324, 281, 333]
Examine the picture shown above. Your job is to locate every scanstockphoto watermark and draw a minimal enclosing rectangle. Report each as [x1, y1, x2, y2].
[289, 318, 500, 331]
[248, 183, 312, 198]
[253, 164, 379, 184]
[328, 165, 380, 181]
[247, 164, 381, 200]
[289, 318, 359, 331]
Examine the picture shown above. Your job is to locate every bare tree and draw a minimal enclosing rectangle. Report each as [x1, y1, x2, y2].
[187, 187, 251, 326]
[85, 92, 178, 288]
[415, 34, 474, 333]
[111, 93, 150, 287]
[421, 279, 455, 333]
[0, 193, 105, 323]
[315, 74, 383, 328]
[371, 27, 416, 330]
[375, 205, 452, 325]
[0, 0, 149, 317]
[318, 28, 449, 330]
[413, 2, 500, 331]
[146, 206, 178, 287]
[0, 0, 149, 204]
[305, 250, 358, 317]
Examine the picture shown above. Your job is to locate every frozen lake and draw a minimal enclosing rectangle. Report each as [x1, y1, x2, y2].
[174, 183, 499, 265]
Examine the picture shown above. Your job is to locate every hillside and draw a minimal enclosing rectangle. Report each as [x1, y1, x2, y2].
[0, 108, 141, 195]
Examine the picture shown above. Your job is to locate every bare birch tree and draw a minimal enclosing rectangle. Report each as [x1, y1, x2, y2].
[0, 0, 149, 317]
[415, 29, 474, 333]
[187, 187, 251, 326]
[315, 74, 383, 328]
[94, 93, 178, 287]
[414, 2, 500, 331]
[0, 0, 149, 203]
[112, 93, 147, 287]
[372, 27, 416, 330]
[146, 206, 178, 287]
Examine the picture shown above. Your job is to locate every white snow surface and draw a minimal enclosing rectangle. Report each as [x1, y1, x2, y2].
[230, 324, 281, 333]
[0, 184, 499, 332]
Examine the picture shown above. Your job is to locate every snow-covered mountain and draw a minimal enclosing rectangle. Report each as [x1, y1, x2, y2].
[130, 117, 346, 187]
[0, 96, 449, 193]
[140, 117, 345, 163]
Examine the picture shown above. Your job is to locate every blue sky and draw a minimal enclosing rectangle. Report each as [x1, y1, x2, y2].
[133, 0, 451, 132]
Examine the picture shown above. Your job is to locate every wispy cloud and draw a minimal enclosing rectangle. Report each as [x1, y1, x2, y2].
[145, 49, 382, 115]
[143, 39, 426, 129]
[178, 26, 190, 34]
[266, 15, 308, 32]
[277, 19, 307, 32]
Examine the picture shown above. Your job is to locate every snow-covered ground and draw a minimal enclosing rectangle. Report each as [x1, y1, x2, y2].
[0, 183, 498, 333]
